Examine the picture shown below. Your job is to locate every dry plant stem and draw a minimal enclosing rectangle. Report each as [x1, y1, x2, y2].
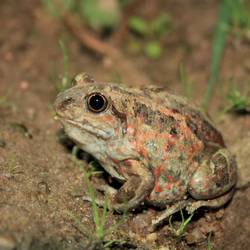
[62, 11, 149, 85]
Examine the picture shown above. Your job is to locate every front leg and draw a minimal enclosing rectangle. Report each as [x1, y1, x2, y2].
[111, 160, 154, 212]
[82, 160, 154, 212]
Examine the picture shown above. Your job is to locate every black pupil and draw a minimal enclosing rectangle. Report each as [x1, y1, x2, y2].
[89, 94, 105, 111]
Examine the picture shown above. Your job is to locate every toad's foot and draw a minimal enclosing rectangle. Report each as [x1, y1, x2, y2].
[81, 183, 117, 210]
[82, 160, 154, 213]
[105, 160, 154, 212]
[82, 175, 152, 212]
[150, 200, 191, 232]
[82, 195, 110, 208]
[149, 188, 235, 232]
[186, 188, 235, 214]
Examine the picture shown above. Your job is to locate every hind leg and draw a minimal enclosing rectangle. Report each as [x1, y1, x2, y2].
[150, 188, 235, 232]
[186, 188, 235, 214]
[188, 148, 237, 200]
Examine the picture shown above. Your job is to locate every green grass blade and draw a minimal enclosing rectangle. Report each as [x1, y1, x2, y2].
[59, 39, 70, 91]
[177, 209, 193, 237]
[203, 0, 232, 110]
[207, 231, 213, 250]
[82, 170, 101, 239]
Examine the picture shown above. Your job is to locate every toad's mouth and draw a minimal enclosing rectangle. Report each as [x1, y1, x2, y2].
[59, 117, 113, 140]
[56, 116, 126, 182]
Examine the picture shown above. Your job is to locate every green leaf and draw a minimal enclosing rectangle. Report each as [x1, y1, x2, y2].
[150, 14, 170, 36]
[225, 83, 250, 113]
[128, 16, 149, 35]
[230, 0, 250, 30]
[58, 39, 70, 91]
[144, 41, 162, 59]
[80, 0, 120, 30]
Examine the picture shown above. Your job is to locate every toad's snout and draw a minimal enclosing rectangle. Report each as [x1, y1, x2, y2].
[54, 92, 76, 116]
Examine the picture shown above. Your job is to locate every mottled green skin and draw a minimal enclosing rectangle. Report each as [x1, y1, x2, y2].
[54, 73, 237, 216]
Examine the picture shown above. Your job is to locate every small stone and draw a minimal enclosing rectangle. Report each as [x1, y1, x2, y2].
[215, 209, 224, 219]
[26, 108, 36, 120]
[205, 214, 213, 222]
[146, 232, 157, 243]
[19, 81, 29, 91]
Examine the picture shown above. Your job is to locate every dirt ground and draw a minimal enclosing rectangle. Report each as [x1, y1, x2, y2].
[0, 0, 250, 249]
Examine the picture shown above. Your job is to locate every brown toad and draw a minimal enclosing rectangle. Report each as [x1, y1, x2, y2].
[54, 73, 237, 230]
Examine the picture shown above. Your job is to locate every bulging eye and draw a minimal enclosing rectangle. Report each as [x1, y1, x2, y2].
[87, 92, 108, 113]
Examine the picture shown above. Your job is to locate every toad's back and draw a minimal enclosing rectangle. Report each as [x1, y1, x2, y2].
[122, 86, 225, 151]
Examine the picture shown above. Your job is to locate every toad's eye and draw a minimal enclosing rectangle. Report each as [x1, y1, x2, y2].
[87, 93, 108, 113]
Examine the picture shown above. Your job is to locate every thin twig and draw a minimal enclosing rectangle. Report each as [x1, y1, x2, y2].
[62, 11, 149, 85]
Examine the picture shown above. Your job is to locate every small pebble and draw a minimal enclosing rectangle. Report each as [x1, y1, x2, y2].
[146, 232, 157, 243]
[26, 108, 36, 120]
[215, 209, 224, 219]
[19, 81, 29, 91]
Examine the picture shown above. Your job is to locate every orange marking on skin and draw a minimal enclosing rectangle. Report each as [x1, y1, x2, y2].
[99, 115, 115, 123]
[123, 159, 131, 166]
[153, 165, 164, 193]
[166, 175, 173, 181]
[159, 107, 184, 120]
[188, 145, 196, 161]
[127, 124, 136, 135]
[168, 139, 176, 147]
[135, 129, 158, 160]
[154, 184, 163, 193]
[188, 145, 195, 154]
[165, 183, 171, 190]
[190, 162, 198, 172]
[112, 159, 119, 164]
[140, 147, 148, 159]
[188, 142, 203, 161]
[117, 166, 125, 176]
[162, 155, 168, 161]
[138, 117, 145, 125]
[159, 132, 175, 141]
[153, 165, 164, 177]
[178, 144, 185, 152]
[111, 159, 126, 177]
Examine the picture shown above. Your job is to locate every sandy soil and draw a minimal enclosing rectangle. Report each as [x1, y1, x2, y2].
[0, 0, 250, 249]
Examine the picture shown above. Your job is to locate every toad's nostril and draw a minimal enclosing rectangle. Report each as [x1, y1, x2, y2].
[63, 97, 74, 105]
[57, 97, 75, 111]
